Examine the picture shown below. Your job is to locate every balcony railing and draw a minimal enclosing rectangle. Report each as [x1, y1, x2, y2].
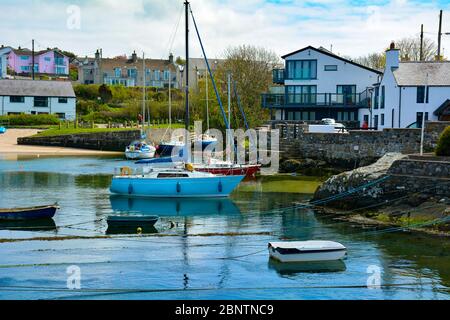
[262, 91, 371, 109]
[272, 69, 285, 84]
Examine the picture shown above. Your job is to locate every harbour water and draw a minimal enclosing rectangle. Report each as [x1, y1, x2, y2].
[0, 155, 449, 300]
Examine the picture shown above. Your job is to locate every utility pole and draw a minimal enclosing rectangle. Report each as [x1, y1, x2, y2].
[420, 24, 424, 61]
[32, 39, 35, 80]
[437, 10, 443, 61]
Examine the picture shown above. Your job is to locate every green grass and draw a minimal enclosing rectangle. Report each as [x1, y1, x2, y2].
[33, 123, 185, 137]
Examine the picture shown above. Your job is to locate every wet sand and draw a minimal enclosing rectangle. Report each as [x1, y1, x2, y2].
[0, 129, 122, 156]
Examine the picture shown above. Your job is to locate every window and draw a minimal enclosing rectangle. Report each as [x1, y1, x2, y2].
[416, 112, 429, 128]
[374, 115, 379, 129]
[286, 60, 317, 80]
[58, 98, 68, 104]
[381, 86, 385, 109]
[324, 65, 338, 71]
[33, 64, 39, 73]
[374, 87, 379, 109]
[286, 85, 317, 104]
[154, 70, 161, 81]
[381, 113, 385, 126]
[55, 57, 65, 66]
[56, 67, 66, 75]
[164, 70, 170, 81]
[337, 85, 356, 105]
[21, 66, 30, 72]
[10, 96, 25, 103]
[114, 68, 122, 78]
[128, 68, 137, 78]
[157, 173, 189, 178]
[34, 97, 49, 107]
[20, 56, 29, 60]
[417, 86, 425, 103]
[44, 57, 51, 62]
[55, 113, 66, 119]
[391, 109, 395, 128]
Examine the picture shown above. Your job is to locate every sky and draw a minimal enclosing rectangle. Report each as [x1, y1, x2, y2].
[0, 0, 449, 60]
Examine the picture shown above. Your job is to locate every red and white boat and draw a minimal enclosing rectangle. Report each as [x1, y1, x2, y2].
[194, 160, 261, 178]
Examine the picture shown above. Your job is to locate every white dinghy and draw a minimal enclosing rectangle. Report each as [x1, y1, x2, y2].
[268, 241, 347, 263]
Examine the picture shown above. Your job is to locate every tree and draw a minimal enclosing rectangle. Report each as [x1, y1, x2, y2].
[98, 84, 112, 103]
[212, 45, 282, 128]
[396, 36, 437, 61]
[353, 52, 385, 70]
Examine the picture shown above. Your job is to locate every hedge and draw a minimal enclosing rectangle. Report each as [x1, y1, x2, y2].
[0, 114, 61, 126]
[436, 126, 450, 156]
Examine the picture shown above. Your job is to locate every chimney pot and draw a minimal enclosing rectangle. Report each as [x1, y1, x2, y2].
[390, 41, 395, 50]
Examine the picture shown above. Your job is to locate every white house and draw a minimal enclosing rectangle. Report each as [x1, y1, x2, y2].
[0, 46, 12, 79]
[0, 79, 76, 120]
[262, 46, 382, 126]
[372, 42, 450, 129]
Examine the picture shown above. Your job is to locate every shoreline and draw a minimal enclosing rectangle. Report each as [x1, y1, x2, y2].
[0, 129, 123, 156]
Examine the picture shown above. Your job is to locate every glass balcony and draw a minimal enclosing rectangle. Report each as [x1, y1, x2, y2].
[272, 69, 285, 84]
[262, 91, 371, 109]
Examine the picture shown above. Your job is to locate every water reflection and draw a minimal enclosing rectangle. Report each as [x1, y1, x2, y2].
[0, 219, 56, 232]
[110, 196, 242, 217]
[268, 259, 347, 277]
[106, 225, 158, 235]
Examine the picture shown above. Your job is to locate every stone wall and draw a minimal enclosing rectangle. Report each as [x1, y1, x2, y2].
[18, 130, 141, 152]
[314, 154, 450, 208]
[278, 121, 450, 168]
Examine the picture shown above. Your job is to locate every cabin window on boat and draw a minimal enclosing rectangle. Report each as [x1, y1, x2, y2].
[157, 173, 189, 178]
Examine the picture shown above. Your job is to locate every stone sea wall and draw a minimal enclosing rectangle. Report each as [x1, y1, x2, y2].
[18, 130, 141, 152]
[277, 121, 450, 168]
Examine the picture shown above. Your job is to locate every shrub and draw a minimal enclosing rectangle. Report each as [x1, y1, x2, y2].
[0, 114, 60, 126]
[436, 126, 450, 156]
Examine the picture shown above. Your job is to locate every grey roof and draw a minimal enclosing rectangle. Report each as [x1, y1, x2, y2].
[393, 62, 450, 86]
[0, 80, 75, 97]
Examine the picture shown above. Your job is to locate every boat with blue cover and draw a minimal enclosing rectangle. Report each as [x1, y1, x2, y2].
[0, 127, 6, 134]
[110, 166, 244, 198]
[0, 203, 59, 221]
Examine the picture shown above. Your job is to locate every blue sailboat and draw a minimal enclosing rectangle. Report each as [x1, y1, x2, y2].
[110, 2, 244, 198]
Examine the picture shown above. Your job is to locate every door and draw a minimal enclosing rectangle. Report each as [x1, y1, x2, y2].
[337, 85, 356, 105]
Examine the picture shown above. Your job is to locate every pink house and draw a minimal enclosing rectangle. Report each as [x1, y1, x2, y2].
[7, 48, 70, 77]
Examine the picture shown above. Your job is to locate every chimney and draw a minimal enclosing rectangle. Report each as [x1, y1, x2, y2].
[95, 49, 100, 60]
[169, 53, 174, 64]
[132, 50, 138, 62]
[385, 41, 400, 69]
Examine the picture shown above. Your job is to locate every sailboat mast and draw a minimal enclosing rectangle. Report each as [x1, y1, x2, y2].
[142, 52, 146, 133]
[184, 0, 190, 132]
[206, 70, 209, 131]
[169, 65, 172, 129]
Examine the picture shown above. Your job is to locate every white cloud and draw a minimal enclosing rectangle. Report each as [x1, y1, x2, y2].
[0, 0, 448, 59]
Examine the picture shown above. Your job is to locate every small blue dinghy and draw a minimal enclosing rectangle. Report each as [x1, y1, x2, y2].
[0, 203, 59, 221]
[0, 127, 6, 134]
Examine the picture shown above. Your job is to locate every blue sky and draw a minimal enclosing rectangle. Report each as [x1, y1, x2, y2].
[0, 0, 449, 59]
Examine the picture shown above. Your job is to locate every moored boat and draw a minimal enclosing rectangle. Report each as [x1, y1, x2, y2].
[0, 127, 6, 134]
[268, 241, 347, 263]
[194, 160, 261, 178]
[107, 215, 159, 227]
[0, 203, 59, 221]
[110, 166, 244, 198]
[125, 140, 156, 160]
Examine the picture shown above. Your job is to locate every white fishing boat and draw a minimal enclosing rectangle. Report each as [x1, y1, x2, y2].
[268, 241, 347, 263]
[125, 140, 156, 160]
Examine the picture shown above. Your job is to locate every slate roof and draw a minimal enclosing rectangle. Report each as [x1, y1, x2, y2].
[434, 99, 450, 116]
[0, 79, 75, 97]
[393, 62, 450, 86]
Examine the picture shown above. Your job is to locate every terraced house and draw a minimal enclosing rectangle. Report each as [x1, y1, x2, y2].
[6, 47, 70, 78]
[0, 79, 76, 120]
[77, 50, 179, 88]
[262, 46, 382, 126]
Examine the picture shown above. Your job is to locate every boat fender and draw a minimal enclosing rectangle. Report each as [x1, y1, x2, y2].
[176, 182, 181, 193]
[128, 184, 134, 195]
[121, 167, 133, 176]
[218, 181, 223, 193]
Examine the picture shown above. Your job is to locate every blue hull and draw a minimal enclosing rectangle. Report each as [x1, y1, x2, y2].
[0, 205, 58, 221]
[0, 127, 6, 134]
[110, 175, 244, 198]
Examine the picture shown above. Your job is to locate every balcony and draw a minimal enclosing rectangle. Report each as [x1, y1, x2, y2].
[262, 91, 371, 109]
[272, 69, 285, 84]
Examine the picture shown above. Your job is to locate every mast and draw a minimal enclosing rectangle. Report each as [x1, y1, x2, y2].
[169, 65, 172, 129]
[206, 70, 209, 131]
[142, 52, 146, 134]
[184, 0, 190, 132]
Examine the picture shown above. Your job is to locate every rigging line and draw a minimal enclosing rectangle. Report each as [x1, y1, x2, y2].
[0, 281, 436, 295]
[163, 3, 184, 59]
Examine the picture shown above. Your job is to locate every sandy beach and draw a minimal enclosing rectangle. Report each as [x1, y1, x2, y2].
[0, 129, 122, 156]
